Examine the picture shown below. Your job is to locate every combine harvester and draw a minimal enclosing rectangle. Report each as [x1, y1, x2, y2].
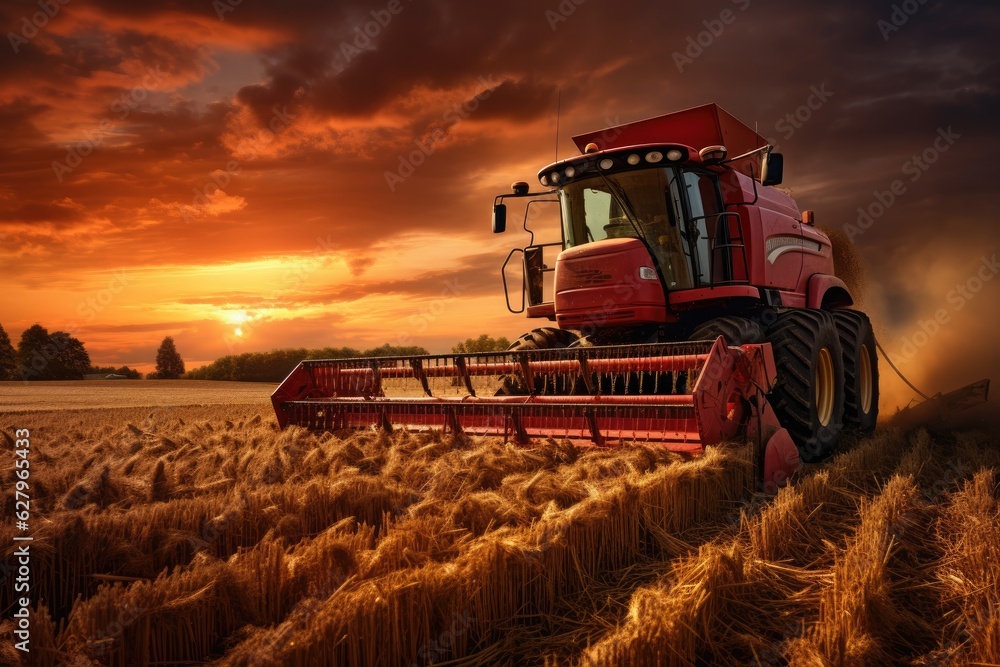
[273, 104, 989, 490]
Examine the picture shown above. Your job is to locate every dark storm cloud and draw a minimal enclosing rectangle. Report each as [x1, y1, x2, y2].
[3, 0, 997, 256]
[0, 199, 87, 224]
[232, 2, 562, 122]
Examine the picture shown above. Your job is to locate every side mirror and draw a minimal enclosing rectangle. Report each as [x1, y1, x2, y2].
[492, 203, 507, 233]
[761, 152, 784, 186]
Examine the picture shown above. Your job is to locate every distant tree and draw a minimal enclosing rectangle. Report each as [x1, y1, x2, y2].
[0, 323, 16, 380]
[453, 334, 511, 354]
[15, 324, 92, 380]
[17, 324, 51, 379]
[48, 331, 91, 379]
[117, 365, 143, 379]
[362, 344, 429, 358]
[184, 344, 431, 382]
[154, 337, 185, 379]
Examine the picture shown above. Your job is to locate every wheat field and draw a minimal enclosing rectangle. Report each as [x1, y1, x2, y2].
[1, 385, 998, 666]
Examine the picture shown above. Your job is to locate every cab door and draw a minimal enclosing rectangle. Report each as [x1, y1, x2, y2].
[677, 170, 748, 286]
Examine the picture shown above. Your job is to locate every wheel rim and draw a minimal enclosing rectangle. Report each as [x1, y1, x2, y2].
[859, 343, 873, 414]
[815, 347, 835, 427]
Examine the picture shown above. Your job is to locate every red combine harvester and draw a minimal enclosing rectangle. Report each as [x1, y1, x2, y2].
[273, 104, 989, 490]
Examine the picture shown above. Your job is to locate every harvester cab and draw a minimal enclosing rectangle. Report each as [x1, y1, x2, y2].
[493, 104, 807, 338]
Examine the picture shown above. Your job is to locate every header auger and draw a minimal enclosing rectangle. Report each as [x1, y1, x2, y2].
[274, 103, 988, 490]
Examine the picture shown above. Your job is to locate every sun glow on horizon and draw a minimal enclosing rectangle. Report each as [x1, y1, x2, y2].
[225, 310, 253, 326]
[224, 310, 254, 338]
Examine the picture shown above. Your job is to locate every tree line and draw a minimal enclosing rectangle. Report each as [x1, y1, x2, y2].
[184, 345, 430, 382]
[0, 323, 97, 380]
[183, 336, 512, 383]
[0, 323, 513, 383]
[0, 323, 170, 381]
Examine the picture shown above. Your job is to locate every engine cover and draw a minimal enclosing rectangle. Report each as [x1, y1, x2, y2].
[554, 238, 670, 331]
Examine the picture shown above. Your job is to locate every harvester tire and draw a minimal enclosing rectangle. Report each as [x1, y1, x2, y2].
[833, 309, 879, 433]
[765, 310, 845, 462]
[689, 316, 765, 345]
[506, 327, 580, 351]
[497, 328, 580, 395]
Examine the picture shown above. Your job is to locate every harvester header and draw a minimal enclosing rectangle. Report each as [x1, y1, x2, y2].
[272, 338, 801, 489]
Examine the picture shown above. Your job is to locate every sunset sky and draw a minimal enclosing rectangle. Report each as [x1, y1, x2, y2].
[1, 0, 998, 412]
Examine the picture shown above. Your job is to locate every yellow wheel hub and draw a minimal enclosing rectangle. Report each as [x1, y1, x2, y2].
[815, 347, 835, 427]
[859, 344, 873, 414]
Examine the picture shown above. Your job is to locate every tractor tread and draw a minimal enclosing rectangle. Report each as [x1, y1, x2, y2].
[689, 316, 766, 345]
[765, 309, 845, 462]
[498, 328, 580, 395]
[507, 327, 580, 352]
[833, 309, 879, 433]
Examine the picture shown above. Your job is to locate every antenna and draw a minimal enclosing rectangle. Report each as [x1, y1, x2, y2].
[554, 88, 562, 162]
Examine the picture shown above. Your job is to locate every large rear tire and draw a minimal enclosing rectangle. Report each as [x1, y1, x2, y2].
[689, 316, 765, 345]
[765, 310, 845, 462]
[833, 310, 879, 433]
